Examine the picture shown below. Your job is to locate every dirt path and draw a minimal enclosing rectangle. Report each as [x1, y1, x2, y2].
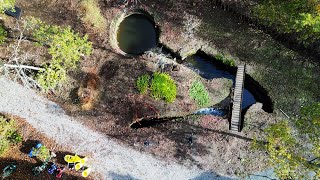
[0, 77, 234, 180]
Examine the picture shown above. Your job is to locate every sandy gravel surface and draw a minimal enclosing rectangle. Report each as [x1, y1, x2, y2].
[0, 77, 234, 180]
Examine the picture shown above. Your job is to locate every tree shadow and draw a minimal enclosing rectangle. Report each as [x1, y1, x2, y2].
[19, 139, 41, 155]
[108, 172, 139, 180]
[150, 120, 211, 168]
[191, 170, 235, 180]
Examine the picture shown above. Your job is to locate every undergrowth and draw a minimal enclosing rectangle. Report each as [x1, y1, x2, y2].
[0, 115, 23, 156]
[26, 17, 92, 92]
[37, 145, 50, 161]
[189, 80, 210, 107]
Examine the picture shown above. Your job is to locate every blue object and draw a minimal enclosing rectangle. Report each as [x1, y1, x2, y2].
[28, 143, 42, 158]
[48, 164, 57, 175]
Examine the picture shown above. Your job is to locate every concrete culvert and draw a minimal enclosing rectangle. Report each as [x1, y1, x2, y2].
[110, 10, 158, 55]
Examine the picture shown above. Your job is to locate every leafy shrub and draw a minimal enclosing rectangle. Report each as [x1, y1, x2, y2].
[7, 131, 22, 144]
[80, 0, 107, 31]
[26, 17, 60, 46]
[0, 0, 15, 13]
[0, 116, 22, 155]
[150, 72, 176, 103]
[0, 25, 7, 44]
[48, 27, 92, 69]
[136, 74, 150, 94]
[36, 64, 67, 92]
[189, 80, 210, 107]
[27, 17, 92, 91]
[37, 145, 50, 161]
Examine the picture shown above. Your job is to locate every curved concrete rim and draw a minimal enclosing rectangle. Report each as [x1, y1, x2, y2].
[109, 9, 158, 57]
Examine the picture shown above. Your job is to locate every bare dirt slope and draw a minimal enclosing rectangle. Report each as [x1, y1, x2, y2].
[0, 77, 234, 180]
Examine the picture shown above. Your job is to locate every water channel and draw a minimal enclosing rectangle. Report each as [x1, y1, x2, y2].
[116, 12, 272, 117]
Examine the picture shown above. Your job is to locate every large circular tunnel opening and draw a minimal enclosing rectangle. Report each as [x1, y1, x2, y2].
[116, 13, 157, 55]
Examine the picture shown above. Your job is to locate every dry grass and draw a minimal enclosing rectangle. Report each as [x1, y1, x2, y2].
[79, 0, 107, 32]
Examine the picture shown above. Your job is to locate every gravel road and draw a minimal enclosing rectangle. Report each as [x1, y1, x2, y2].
[0, 77, 234, 180]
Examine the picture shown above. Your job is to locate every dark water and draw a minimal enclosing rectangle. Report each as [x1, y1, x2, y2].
[185, 55, 256, 110]
[117, 14, 157, 55]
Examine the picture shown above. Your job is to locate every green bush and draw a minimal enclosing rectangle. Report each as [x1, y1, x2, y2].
[27, 17, 92, 91]
[150, 72, 177, 103]
[48, 26, 92, 69]
[0, 116, 22, 156]
[0, 0, 15, 13]
[189, 80, 210, 107]
[37, 145, 50, 161]
[0, 25, 7, 44]
[136, 74, 150, 94]
[36, 64, 67, 92]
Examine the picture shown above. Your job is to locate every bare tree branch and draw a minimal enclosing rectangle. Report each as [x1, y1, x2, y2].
[0, 19, 43, 89]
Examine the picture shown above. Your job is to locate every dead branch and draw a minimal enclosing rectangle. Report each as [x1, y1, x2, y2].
[0, 19, 43, 89]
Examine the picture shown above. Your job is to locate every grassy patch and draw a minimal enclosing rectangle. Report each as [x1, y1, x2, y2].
[136, 74, 150, 94]
[150, 72, 177, 103]
[80, 0, 107, 32]
[189, 80, 210, 107]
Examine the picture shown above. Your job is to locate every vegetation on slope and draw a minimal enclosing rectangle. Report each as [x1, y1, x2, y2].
[253, 102, 320, 179]
[253, 0, 320, 45]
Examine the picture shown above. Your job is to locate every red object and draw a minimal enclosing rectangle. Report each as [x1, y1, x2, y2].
[55, 167, 64, 179]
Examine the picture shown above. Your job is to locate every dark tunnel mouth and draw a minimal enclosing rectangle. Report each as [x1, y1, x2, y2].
[111, 9, 159, 56]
